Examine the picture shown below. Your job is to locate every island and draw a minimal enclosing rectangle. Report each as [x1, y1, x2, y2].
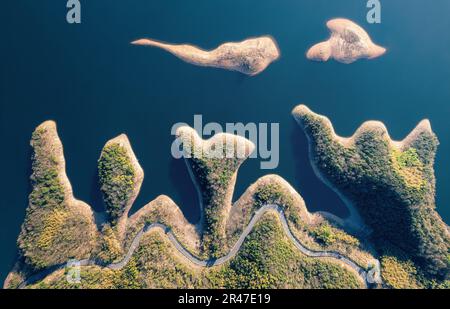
[306, 18, 386, 64]
[131, 36, 280, 76]
[4, 105, 448, 289]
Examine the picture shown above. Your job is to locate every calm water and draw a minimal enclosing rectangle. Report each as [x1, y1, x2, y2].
[1, 0, 449, 282]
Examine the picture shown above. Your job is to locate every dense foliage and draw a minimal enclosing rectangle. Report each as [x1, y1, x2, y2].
[29, 258, 142, 289]
[95, 224, 124, 264]
[18, 126, 95, 270]
[311, 223, 359, 247]
[182, 135, 247, 258]
[98, 144, 135, 225]
[13, 114, 448, 289]
[254, 182, 295, 210]
[296, 110, 449, 280]
[218, 215, 362, 288]
[28, 214, 362, 289]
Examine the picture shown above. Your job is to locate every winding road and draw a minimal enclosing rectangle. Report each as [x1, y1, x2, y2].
[18, 205, 381, 289]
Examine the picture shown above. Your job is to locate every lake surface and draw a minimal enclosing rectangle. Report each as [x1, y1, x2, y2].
[1, 0, 449, 282]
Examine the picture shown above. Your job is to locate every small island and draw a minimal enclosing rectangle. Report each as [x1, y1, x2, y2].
[306, 18, 386, 64]
[131, 36, 280, 75]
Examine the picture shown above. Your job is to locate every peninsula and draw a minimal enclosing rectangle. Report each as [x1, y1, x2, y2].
[306, 18, 386, 64]
[292, 105, 449, 288]
[131, 36, 280, 75]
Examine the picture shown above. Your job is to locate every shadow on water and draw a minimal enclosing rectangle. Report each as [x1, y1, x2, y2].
[235, 71, 248, 84]
[4, 146, 32, 279]
[7, 146, 35, 269]
[89, 169, 107, 217]
[169, 157, 200, 224]
[89, 168, 106, 213]
[290, 119, 349, 218]
[83, 157, 201, 225]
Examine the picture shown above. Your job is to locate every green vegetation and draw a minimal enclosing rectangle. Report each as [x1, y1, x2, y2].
[391, 148, 425, 190]
[381, 255, 420, 289]
[294, 106, 449, 281]
[215, 214, 362, 288]
[28, 261, 143, 289]
[11, 116, 448, 289]
[254, 182, 295, 210]
[133, 232, 201, 288]
[37, 209, 69, 250]
[98, 144, 135, 225]
[18, 125, 96, 270]
[189, 153, 237, 257]
[95, 224, 124, 264]
[253, 181, 302, 229]
[3, 272, 23, 290]
[181, 134, 248, 258]
[116, 257, 142, 289]
[28, 129, 65, 209]
[311, 223, 359, 247]
[27, 213, 362, 289]
[380, 245, 450, 289]
[247, 178, 369, 268]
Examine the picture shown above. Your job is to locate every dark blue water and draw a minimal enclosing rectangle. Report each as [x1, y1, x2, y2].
[1, 0, 449, 283]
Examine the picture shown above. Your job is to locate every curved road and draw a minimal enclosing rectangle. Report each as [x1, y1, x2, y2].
[18, 204, 381, 288]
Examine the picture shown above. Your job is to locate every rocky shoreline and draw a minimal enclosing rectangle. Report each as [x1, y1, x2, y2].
[131, 36, 280, 75]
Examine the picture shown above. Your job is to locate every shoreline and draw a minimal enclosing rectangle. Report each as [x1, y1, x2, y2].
[131, 36, 280, 76]
[292, 105, 438, 235]
[17, 204, 377, 289]
[306, 133, 369, 235]
[42, 121, 97, 225]
[7, 121, 381, 289]
[306, 18, 386, 63]
[175, 126, 256, 239]
[100, 134, 145, 239]
[291, 111, 368, 234]
[3, 121, 98, 289]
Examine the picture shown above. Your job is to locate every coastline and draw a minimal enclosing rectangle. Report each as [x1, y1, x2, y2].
[6, 121, 381, 289]
[131, 36, 280, 75]
[100, 134, 145, 239]
[17, 205, 376, 289]
[42, 121, 97, 225]
[175, 126, 256, 243]
[4, 121, 98, 288]
[291, 109, 368, 234]
[292, 105, 438, 235]
[306, 18, 386, 63]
